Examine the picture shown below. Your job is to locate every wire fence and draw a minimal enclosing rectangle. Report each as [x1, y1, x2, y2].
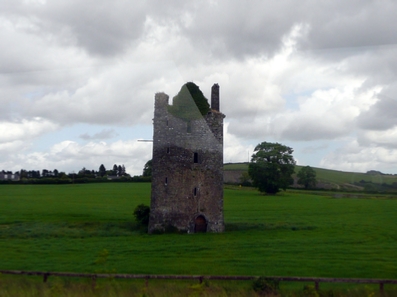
[1, 270, 397, 293]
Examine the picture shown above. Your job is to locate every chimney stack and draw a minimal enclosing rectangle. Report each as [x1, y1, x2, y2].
[211, 84, 220, 112]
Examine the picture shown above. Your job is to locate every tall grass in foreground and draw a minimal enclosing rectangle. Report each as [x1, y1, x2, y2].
[1, 276, 397, 297]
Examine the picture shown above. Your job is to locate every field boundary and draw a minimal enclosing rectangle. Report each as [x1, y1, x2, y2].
[1, 270, 397, 293]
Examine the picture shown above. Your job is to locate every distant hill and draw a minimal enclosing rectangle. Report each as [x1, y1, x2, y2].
[224, 162, 397, 192]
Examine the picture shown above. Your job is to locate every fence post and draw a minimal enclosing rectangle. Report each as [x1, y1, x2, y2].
[145, 277, 148, 288]
[43, 273, 49, 283]
[379, 282, 384, 295]
[91, 275, 96, 289]
[315, 281, 319, 291]
[199, 277, 203, 284]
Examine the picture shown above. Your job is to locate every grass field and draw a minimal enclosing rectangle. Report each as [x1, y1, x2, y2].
[224, 162, 397, 187]
[1, 182, 396, 282]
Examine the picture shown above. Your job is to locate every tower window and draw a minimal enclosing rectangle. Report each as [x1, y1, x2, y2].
[165, 177, 168, 185]
[166, 147, 170, 154]
[194, 152, 199, 163]
[193, 187, 198, 196]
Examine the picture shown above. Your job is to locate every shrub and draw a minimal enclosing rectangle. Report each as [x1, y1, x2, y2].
[252, 277, 279, 295]
[133, 204, 150, 226]
[302, 284, 319, 297]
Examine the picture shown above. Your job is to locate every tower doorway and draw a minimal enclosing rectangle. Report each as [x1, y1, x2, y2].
[194, 215, 207, 233]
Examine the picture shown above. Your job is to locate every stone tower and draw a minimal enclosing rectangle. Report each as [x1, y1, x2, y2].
[148, 83, 225, 234]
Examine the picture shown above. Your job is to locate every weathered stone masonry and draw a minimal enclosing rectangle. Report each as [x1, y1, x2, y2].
[148, 84, 225, 233]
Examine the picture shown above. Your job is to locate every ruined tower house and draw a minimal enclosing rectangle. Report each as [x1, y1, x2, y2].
[148, 83, 225, 234]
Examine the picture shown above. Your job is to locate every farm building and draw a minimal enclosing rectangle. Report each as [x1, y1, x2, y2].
[148, 83, 225, 234]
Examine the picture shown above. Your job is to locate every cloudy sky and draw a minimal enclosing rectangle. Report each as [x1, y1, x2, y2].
[1, 0, 397, 176]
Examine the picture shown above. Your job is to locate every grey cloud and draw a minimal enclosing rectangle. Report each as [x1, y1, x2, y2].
[280, 119, 348, 141]
[19, 60, 169, 126]
[3, 1, 397, 61]
[2, 0, 147, 57]
[301, 144, 328, 154]
[357, 94, 397, 130]
[302, 1, 397, 51]
[343, 45, 397, 88]
[169, 0, 397, 61]
[42, 1, 146, 56]
[24, 91, 153, 126]
[177, 1, 303, 58]
[227, 98, 355, 143]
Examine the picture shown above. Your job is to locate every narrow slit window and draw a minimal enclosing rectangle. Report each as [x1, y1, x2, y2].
[193, 187, 198, 196]
[165, 177, 168, 185]
[166, 147, 170, 154]
[194, 152, 199, 163]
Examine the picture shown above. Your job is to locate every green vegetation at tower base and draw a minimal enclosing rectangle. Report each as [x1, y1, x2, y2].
[1, 183, 397, 281]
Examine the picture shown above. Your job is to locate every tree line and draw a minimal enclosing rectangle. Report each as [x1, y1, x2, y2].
[17, 164, 128, 179]
[0, 164, 151, 184]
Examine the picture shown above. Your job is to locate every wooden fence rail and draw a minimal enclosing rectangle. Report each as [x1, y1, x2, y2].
[1, 270, 397, 293]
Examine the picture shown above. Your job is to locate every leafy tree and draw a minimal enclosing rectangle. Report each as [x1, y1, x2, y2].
[20, 169, 27, 179]
[121, 165, 126, 176]
[248, 142, 295, 194]
[99, 164, 106, 177]
[143, 160, 152, 177]
[168, 82, 210, 120]
[297, 166, 317, 189]
[27, 170, 40, 178]
[58, 171, 67, 178]
[133, 204, 150, 226]
[112, 164, 118, 176]
[78, 167, 87, 177]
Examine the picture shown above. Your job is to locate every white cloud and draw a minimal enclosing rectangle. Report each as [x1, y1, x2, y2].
[275, 84, 381, 141]
[1, 139, 152, 175]
[0, 141, 25, 155]
[320, 140, 397, 174]
[223, 122, 255, 163]
[359, 127, 397, 149]
[0, 118, 58, 143]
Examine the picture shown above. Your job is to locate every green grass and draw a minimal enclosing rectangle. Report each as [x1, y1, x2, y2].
[1, 183, 397, 282]
[224, 162, 249, 171]
[305, 166, 397, 185]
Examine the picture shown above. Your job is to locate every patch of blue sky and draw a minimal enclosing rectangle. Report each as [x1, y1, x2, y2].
[24, 90, 44, 100]
[282, 90, 313, 111]
[291, 139, 344, 168]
